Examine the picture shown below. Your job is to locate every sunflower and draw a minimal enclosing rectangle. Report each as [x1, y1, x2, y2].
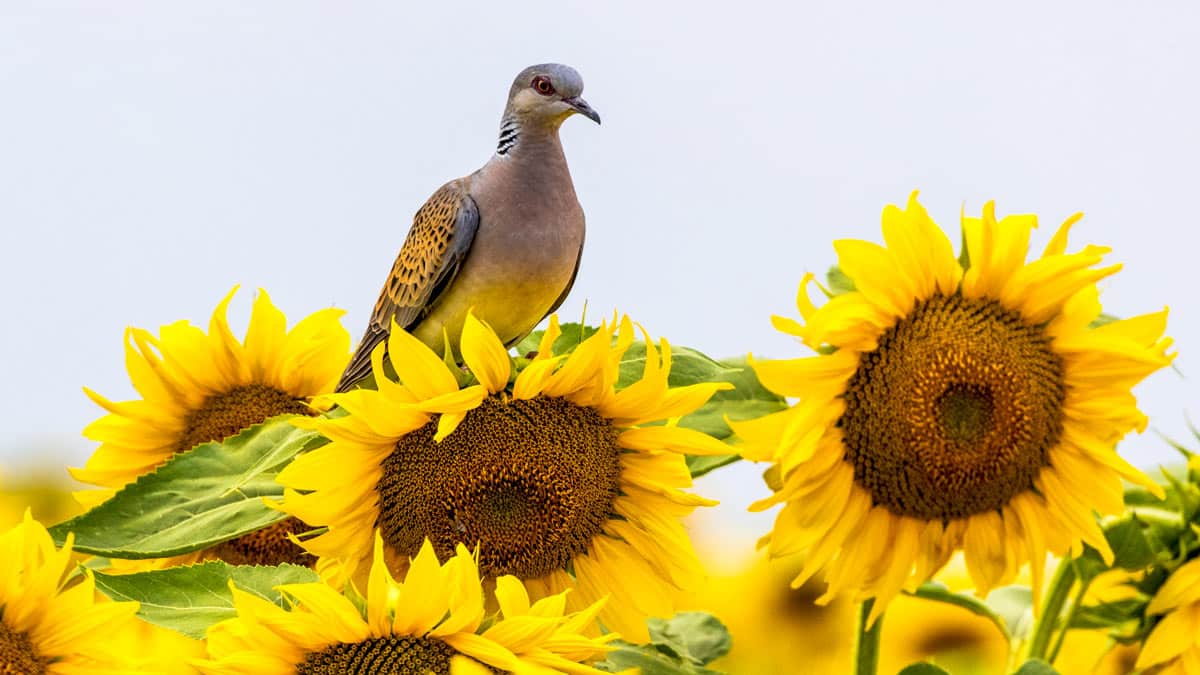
[71, 287, 350, 567]
[109, 615, 207, 675]
[734, 192, 1174, 618]
[197, 532, 615, 674]
[0, 472, 80, 530]
[277, 311, 730, 642]
[1134, 557, 1200, 674]
[0, 511, 145, 673]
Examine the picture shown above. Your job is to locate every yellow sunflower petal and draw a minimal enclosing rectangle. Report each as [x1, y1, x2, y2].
[386, 321, 461, 399]
[1148, 559, 1200, 615]
[742, 193, 1170, 615]
[461, 310, 512, 394]
[535, 315, 563, 361]
[1137, 603, 1200, 669]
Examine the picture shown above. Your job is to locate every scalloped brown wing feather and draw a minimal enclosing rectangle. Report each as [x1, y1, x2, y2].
[336, 180, 480, 392]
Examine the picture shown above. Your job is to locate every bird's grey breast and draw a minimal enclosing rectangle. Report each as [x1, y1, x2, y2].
[406, 141, 584, 348]
[467, 146, 585, 274]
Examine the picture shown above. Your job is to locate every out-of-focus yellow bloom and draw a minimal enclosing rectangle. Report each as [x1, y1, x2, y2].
[0, 472, 80, 530]
[0, 511, 144, 673]
[105, 612, 206, 675]
[880, 556, 1007, 675]
[682, 550, 854, 674]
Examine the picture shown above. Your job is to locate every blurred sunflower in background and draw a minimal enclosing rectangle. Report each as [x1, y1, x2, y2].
[1053, 568, 1142, 675]
[0, 511, 145, 673]
[198, 532, 614, 675]
[70, 287, 350, 567]
[688, 543, 1140, 674]
[878, 555, 1008, 675]
[885, 559, 1138, 675]
[107, 616, 206, 675]
[1133, 556, 1200, 673]
[0, 471, 80, 530]
[682, 550, 854, 673]
[278, 311, 731, 642]
[735, 192, 1174, 617]
[688, 550, 1008, 674]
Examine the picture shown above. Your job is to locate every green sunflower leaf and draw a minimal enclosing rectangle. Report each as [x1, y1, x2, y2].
[1124, 482, 1177, 509]
[648, 612, 732, 665]
[618, 349, 786, 437]
[685, 454, 741, 479]
[595, 612, 731, 674]
[1013, 659, 1060, 674]
[897, 664, 951, 675]
[985, 585, 1034, 641]
[679, 355, 788, 441]
[49, 416, 323, 558]
[515, 321, 599, 358]
[908, 582, 1010, 640]
[1077, 517, 1159, 580]
[616, 342, 735, 392]
[92, 561, 318, 639]
[1069, 597, 1147, 630]
[594, 647, 723, 675]
[1104, 518, 1157, 570]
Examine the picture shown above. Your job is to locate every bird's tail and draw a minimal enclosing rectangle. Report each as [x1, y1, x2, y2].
[335, 325, 387, 393]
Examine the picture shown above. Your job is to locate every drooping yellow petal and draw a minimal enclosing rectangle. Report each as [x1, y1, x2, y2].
[535, 315, 562, 360]
[461, 310, 512, 394]
[386, 321, 461, 399]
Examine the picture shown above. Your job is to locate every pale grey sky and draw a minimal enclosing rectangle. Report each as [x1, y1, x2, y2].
[2, 2, 1198, 558]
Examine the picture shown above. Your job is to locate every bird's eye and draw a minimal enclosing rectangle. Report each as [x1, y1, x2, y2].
[531, 76, 555, 96]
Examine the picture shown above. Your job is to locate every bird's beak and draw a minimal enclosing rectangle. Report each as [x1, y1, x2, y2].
[564, 96, 601, 124]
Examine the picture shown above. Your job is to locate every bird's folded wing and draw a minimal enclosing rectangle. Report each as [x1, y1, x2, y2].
[336, 180, 481, 392]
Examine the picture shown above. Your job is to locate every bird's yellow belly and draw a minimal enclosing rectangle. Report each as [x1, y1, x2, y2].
[411, 265, 572, 356]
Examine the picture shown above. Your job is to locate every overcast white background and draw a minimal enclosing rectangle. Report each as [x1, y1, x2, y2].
[2, 2, 1197, 564]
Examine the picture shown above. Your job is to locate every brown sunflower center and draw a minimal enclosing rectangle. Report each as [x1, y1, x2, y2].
[915, 623, 989, 655]
[175, 384, 311, 454]
[177, 384, 315, 567]
[207, 518, 314, 566]
[776, 575, 827, 622]
[295, 635, 498, 675]
[0, 620, 47, 675]
[838, 294, 1066, 520]
[376, 395, 622, 579]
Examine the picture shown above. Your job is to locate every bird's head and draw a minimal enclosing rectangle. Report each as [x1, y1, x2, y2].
[505, 63, 601, 127]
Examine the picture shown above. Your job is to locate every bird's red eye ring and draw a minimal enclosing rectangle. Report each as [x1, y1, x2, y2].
[532, 76, 555, 96]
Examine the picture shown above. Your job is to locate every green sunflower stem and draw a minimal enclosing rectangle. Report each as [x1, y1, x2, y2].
[1047, 571, 1092, 663]
[853, 599, 883, 675]
[1025, 558, 1078, 664]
